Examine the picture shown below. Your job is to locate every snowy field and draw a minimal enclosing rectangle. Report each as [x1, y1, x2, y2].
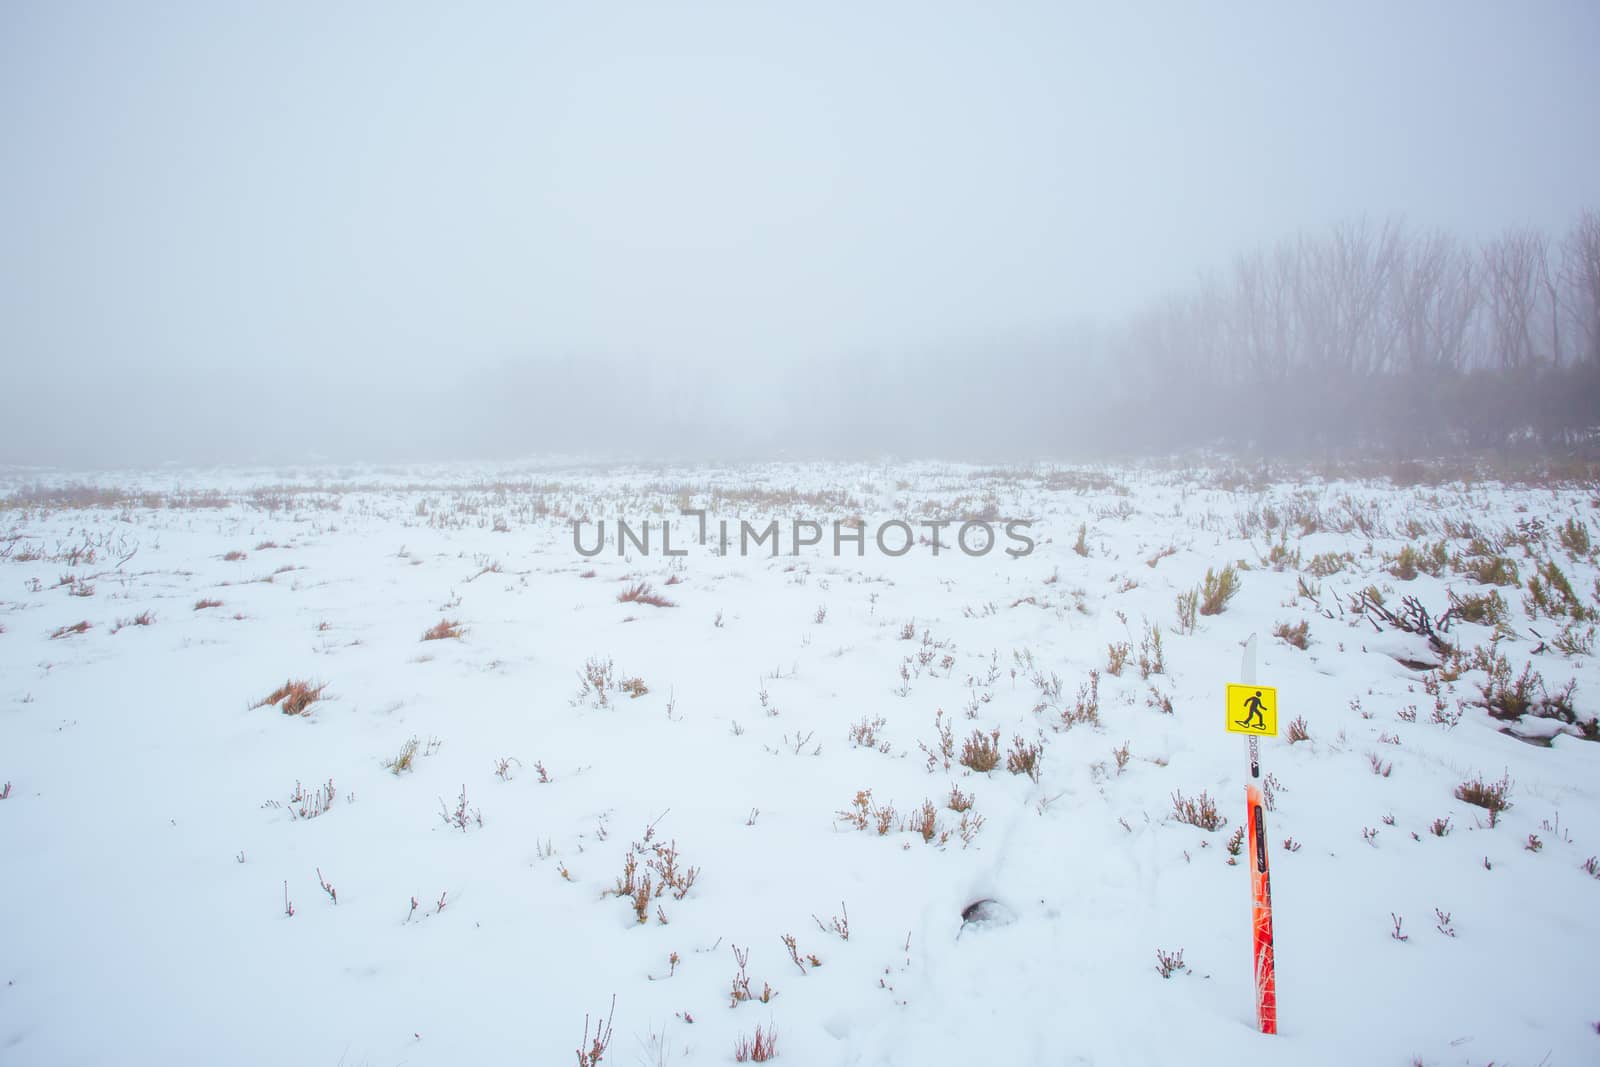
[1, 461, 1597, 1067]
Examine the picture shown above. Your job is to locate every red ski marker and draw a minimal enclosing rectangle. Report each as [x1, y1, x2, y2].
[1246, 782, 1277, 1035]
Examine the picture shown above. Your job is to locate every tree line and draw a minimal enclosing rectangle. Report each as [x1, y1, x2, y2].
[1108, 211, 1600, 456]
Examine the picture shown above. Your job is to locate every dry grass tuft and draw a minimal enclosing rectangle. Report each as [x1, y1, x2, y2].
[385, 736, 420, 775]
[49, 621, 91, 639]
[255, 679, 327, 716]
[422, 618, 465, 641]
[194, 598, 223, 611]
[618, 581, 676, 608]
[734, 1025, 778, 1062]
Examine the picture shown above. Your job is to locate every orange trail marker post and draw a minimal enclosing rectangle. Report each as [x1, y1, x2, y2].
[1237, 635, 1277, 1035]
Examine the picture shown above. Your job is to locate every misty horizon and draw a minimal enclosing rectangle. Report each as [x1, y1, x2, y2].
[3, 2, 1598, 468]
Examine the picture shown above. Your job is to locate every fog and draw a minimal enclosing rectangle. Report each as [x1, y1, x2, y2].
[3, 2, 1597, 467]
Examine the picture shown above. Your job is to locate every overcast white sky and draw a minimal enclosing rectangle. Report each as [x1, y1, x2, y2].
[2, 1, 1596, 466]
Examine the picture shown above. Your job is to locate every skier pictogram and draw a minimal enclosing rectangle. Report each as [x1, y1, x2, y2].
[1236, 690, 1269, 731]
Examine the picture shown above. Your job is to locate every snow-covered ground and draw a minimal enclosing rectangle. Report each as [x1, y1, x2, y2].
[1, 461, 1596, 1066]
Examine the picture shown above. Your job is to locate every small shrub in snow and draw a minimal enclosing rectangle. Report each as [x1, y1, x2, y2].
[285, 778, 336, 821]
[1307, 551, 1352, 577]
[1446, 589, 1508, 627]
[835, 789, 898, 836]
[1137, 620, 1165, 678]
[780, 934, 818, 975]
[648, 839, 700, 901]
[574, 657, 647, 707]
[1005, 735, 1043, 782]
[1105, 641, 1130, 676]
[1465, 555, 1519, 587]
[1285, 716, 1311, 744]
[438, 784, 482, 831]
[728, 944, 777, 1008]
[1170, 790, 1226, 832]
[316, 867, 338, 905]
[1028, 670, 1062, 712]
[1154, 948, 1187, 978]
[1551, 623, 1596, 657]
[1430, 816, 1451, 837]
[1555, 517, 1591, 556]
[811, 902, 849, 941]
[49, 621, 91, 639]
[1273, 620, 1309, 650]
[906, 798, 944, 842]
[1174, 589, 1198, 634]
[848, 715, 888, 750]
[1524, 560, 1589, 621]
[1454, 772, 1513, 820]
[1112, 741, 1131, 774]
[1058, 671, 1100, 730]
[959, 729, 1001, 772]
[194, 597, 223, 610]
[947, 785, 975, 812]
[1389, 542, 1449, 581]
[575, 995, 615, 1067]
[1198, 564, 1239, 616]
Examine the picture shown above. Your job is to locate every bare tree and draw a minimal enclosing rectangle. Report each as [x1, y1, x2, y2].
[1292, 219, 1404, 380]
[1391, 229, 1480, 375]
[1481, 229, 1548, 369]
[1559, 211, 1600, 367]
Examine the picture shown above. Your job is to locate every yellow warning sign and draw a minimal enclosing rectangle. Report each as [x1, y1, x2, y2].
[1226, 683, 1278, 736]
